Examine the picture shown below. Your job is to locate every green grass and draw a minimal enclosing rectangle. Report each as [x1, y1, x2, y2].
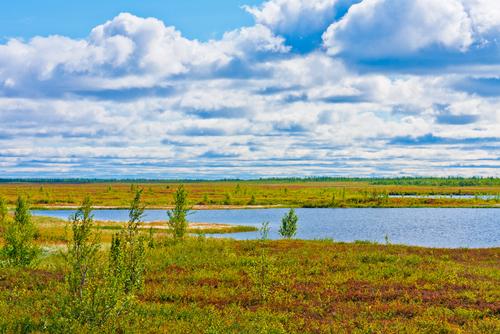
[28, 216, 257, 244]
[95, 224, 257, 234]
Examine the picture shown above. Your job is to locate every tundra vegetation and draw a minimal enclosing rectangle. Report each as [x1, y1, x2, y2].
[0, 178, 498, 209]
[0, 183, 498, 333]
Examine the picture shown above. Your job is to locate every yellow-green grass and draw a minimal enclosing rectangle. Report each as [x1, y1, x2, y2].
[22, 216, 257, 246]
[0, 222, 498, 333]
[0, 181, 499, 209]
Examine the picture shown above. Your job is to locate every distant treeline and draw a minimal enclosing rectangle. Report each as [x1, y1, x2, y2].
[0, 176, 498, 186]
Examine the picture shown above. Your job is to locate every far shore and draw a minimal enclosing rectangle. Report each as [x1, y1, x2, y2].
[30, 204, 287, 210]
[29, 203, 500, 210]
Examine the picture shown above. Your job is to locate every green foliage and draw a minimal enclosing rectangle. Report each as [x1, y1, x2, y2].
[65, 197, 101, 302]
[63, 197, 134, 329]
[202, 194, 209, 205]
[279, 209, 298, 239]
[147, 226, 155, 249]
[109, 190, 147, 294]
[2, 196, 38, 266]
[167, 185, 190, 240]
[223, 192, 232, 205]
[259, 221, 270, 241]
[248, 194, 257, 205]
[0, 197, 7, 224]
[330, 193, 337, 207]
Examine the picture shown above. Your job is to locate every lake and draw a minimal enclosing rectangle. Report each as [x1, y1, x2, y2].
[32, 208, 499, 248]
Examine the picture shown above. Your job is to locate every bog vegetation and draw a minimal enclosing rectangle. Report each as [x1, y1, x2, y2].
[0, 178, 499, 209]
[0, 185, 498, 333]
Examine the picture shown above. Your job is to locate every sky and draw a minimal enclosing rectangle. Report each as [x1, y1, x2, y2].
[0, 0, 499, 178]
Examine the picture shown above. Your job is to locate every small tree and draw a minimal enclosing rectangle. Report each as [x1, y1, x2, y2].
[66, 197, 100, 301]
[223, 193, 232, 205]
[259, 221, 270, 241]
[167, 185, 190, 240]
[0, 197, 7, 225]
[202, 194, 209, 205]
[330, 193, 337, 207]
[109, 190, 146, 294]
[2, 196, 38, 266]
[64, 197, 132, 328]
[248, 194, 257, 206]
[279, 209, 298, 239]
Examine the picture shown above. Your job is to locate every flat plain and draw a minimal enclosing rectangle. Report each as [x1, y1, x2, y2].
[0, 178, 499, 333]
[0, 178, 499, 209]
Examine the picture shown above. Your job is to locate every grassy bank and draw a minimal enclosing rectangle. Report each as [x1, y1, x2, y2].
[0, 232, 498, 333]
[0, 180, 499, 209]
[30, 216, 257, 245]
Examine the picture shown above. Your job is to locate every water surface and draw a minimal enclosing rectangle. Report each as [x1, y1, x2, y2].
[32, 208, 499, 248]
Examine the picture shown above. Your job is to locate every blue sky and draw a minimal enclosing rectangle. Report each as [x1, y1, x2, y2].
[0, 0, 499, 178]
[0, 0, 261, 41]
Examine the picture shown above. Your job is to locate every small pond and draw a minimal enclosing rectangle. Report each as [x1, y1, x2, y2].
[32, 208, 499, 248]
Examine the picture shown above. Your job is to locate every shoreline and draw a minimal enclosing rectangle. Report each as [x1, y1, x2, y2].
[29, 204, 500, 210]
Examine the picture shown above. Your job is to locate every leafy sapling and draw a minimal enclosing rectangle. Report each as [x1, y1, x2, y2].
[64, 197, 134, 327]
[66, 196, 100, 300]
[2, 196, 39, 266]
[279, 208, 298, 239]
[0, 197, 7, 225]
[167, 185, 190, 240]
[123, 189, 147, 293]
[259, 221, 270, 241]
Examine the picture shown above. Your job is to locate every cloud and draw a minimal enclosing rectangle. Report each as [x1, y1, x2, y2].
[322, 0, 500, 65]
[0, 10, 498, 178]
[244, 0, 338, 35]
[244, 0, 362, 51]
[389, 133, 499, 146]
[323, 0, 473, 57]
[0, 13, 288, 97]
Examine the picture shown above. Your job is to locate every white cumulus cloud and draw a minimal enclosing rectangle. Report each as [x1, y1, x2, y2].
[323, 0, 474, 57]
[244, 0, 361, 36]
[0, 13, 288, 96]
[322, 0, 500, 61]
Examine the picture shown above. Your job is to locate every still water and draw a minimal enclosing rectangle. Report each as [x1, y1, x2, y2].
[32, 208, 499, 248]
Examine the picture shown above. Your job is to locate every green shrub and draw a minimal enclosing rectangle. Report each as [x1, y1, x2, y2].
[260, 221, 270, 241]
[279, 209, 298, 239]
[2, 196, 39, 266]
[167, 185, 190, 240]
[109, 190, 146, 294]
[248, 194, 257, 205]
[63, 197, 133, 329]
[223, 193, 232, 205]
[0, 197, 7, 225]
